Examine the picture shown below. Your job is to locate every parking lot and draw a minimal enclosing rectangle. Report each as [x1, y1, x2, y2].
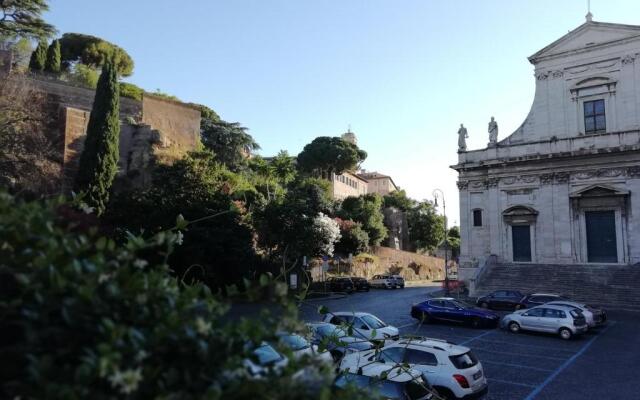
[300, 285, 640, 400]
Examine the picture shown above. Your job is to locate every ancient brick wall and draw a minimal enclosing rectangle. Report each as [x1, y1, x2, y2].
[141, 95, 201, 164]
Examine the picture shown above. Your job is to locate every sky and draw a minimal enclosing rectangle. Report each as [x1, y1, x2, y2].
[46, 0, 640, 224]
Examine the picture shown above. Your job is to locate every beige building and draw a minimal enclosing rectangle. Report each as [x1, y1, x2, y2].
[330, 171, 368, 200]
[358, 171, 398, 196]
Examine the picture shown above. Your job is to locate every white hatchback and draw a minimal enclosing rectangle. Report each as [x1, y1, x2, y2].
[339, 337, 488, 399]
[370, 274, 396, 289]
[323, 311, 400, 343]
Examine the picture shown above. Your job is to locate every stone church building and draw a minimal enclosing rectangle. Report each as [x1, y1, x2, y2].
[452, 15, 640, 305]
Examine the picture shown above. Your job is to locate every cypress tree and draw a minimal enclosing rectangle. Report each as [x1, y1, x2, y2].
[28, 40, 47, 71]
[44, 39, 61, 73]
[74, 59, 120, 215]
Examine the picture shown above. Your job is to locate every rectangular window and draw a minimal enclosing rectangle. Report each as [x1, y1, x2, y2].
[473, 210, 482, 227]
[584, 99, 606, 133]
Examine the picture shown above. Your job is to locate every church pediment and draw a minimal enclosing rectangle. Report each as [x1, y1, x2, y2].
[569, 184, 629, 198]
[502, 205, 539, 217]
[529, 21, 640, 63]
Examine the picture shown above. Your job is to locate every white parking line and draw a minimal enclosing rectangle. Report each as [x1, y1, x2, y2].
[523, 322, 616, 400]
[473, 338, 579, 353]
[481, 360, 555, 372]
[488, 377, 536, 388]
[473, 348, 567, 361]
[397, 322, 417, 329]
[458, 330, 496, 345]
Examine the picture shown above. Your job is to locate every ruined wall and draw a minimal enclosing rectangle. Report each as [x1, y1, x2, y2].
[383, 207, 410, 251]
[141, 95, 201, 164]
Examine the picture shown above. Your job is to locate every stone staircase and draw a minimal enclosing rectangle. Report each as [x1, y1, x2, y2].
[475, 262, 640, 311]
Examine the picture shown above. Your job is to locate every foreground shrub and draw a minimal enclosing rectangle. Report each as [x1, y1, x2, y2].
[0, 193, 367, 399]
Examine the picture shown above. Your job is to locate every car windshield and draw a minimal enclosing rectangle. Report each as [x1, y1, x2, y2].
[449, 351, 478, 369]
[253, 344, 283, 365]
[280, 334, 310, 351]
[361, 315, 386, 329]
[317, 325, 347, 338]
[449, 300, 468, 309]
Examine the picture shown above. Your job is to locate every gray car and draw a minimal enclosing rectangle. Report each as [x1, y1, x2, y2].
[306, 322, 374, 361]
[501, 304, 588, 340]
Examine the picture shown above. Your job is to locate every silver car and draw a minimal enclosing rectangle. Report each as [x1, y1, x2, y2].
[501, 304, 588, 340]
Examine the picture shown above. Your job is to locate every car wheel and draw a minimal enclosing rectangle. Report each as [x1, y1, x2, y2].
[432, 386, 453, 400]
[508, 321, 520, 333]
[480, 302, 489, 308]
[559, 328, 572, 340]
[470, 317, 482, 329]
[514, 304, 522, 310]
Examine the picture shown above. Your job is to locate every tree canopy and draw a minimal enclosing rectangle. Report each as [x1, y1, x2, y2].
[27, 38, 46, 71]
[0, 0, 56, 40]
[59, 32, 134, 76]
[200, 119, 260, 171]
[383, 189, 416, 211]
[297, 136, 367, 176]
[339, 193, 387, 246]
[407, 200, 445, 252]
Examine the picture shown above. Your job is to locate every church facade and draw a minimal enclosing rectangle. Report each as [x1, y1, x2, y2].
[452, 16, 640, 285]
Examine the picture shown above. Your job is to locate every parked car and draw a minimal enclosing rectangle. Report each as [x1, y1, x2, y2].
[323, 311, 400, 343]
[476, 290, 525, 310]
[334, 366, 435, 400]
[501, 304, 588, 340]
[277, 333, 333, 364]
[243, 342, 289, 378]
[370, 274, 396, 289]
[546, 300, 607, 328]
[326, 277, 355, 293]
[391, 274, 406, 289]
[306, 322, 375, 361]
[520, 293, 569, 308]
[350, 276, 370, 291]
[339, 337, 488, 399]
[411, 298, 500, 328]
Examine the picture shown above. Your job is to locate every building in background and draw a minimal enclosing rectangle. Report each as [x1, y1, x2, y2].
[358, 171, 398, 196]
[330, 171, 368, 199]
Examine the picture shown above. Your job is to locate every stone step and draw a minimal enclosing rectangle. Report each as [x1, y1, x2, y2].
[475, 262, 640, 311]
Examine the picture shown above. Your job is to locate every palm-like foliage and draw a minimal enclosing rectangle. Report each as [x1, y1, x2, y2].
[201, 119, 260, 171]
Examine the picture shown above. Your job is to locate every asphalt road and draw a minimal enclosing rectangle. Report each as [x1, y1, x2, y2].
[300, 286, 639, 400]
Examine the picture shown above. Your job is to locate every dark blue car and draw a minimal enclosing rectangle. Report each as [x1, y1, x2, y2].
[411, 297, 500, 328]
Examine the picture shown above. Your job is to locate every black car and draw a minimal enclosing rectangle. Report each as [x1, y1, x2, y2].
[520, 293, 569, 309]
[476, 290, 525, 310]
[350, 277, 370, 292]
[306, 322, 374, 361]
[411, 298, 500, 328]
[327, 277, 355, 293]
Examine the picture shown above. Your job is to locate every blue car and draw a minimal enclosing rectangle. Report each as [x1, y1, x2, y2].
[411, 297, 500, 328]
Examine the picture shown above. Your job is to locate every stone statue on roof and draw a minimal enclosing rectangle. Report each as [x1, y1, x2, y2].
[457, 123, 468, 152]
[488, 116, 498, 146]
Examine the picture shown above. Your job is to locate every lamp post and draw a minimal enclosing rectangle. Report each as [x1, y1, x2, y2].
[433, 189, 449, 296]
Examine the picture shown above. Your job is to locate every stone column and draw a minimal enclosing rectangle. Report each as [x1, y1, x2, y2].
[487, 177, 502, 259]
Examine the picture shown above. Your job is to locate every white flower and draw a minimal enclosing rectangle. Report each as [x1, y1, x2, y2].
[195, 317, 212, 336]
[312, 213, 341, 256]
[80, 203, 94, 214]
[108, 368, 143, 395]
[175, 231, 184, 245]
[98, 273, 111, 283]
[133, 259, 148, 269]
[135, 350, 149, 362]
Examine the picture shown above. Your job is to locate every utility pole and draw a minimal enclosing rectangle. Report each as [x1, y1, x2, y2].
[433, 189, 449, 296]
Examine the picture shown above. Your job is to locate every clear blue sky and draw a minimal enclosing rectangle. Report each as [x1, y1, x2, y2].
[47, 0, 640, 223]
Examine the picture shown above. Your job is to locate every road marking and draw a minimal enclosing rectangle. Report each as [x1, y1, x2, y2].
[473, 338, 579, 353]
[473, 348, 567, 361]
[523, 322, 616, 400]
[488, 377, 536, 388]
[481, 360, 555, 372]
[459, 330, 496, 345]
[397, 322, 417, 329]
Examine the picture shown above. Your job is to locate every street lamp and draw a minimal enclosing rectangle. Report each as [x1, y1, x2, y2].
[432, 189, 449, 296]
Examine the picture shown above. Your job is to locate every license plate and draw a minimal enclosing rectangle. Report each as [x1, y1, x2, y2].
[473, 370, 483, 380]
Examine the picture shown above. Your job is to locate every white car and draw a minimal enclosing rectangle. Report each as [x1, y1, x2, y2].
[335, 364, 435, 400]
[277, 333, 333, 364]
[243, 343, 289, 378]
[339, 337, 488, 399]
[370, 274, 396, 289]
[323, 311, 399, 343]
[546, 301, 607, 329]
[391, 274, 405, 289]
[501, 304, 588, 340]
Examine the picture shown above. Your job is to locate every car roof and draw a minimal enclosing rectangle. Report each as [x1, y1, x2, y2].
[529, 304, 577, 312]
[391, 338, 470, 356]
[428, 297, 456, 301]
[547, 300, 585, 308]
[331, 311, 373, 317]
[358, 364, 422, 383]
[306, 322, 333, 328]
[529, 293, 562, 297]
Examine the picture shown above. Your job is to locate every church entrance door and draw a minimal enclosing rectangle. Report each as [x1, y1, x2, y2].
[512, 225, 531, 262]
[585, 211, 617, 263]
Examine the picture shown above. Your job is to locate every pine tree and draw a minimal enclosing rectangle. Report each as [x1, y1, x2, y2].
[28, 40, 47, 71]
[74, 59, 120, 215]
[44, 39, 61, 73]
